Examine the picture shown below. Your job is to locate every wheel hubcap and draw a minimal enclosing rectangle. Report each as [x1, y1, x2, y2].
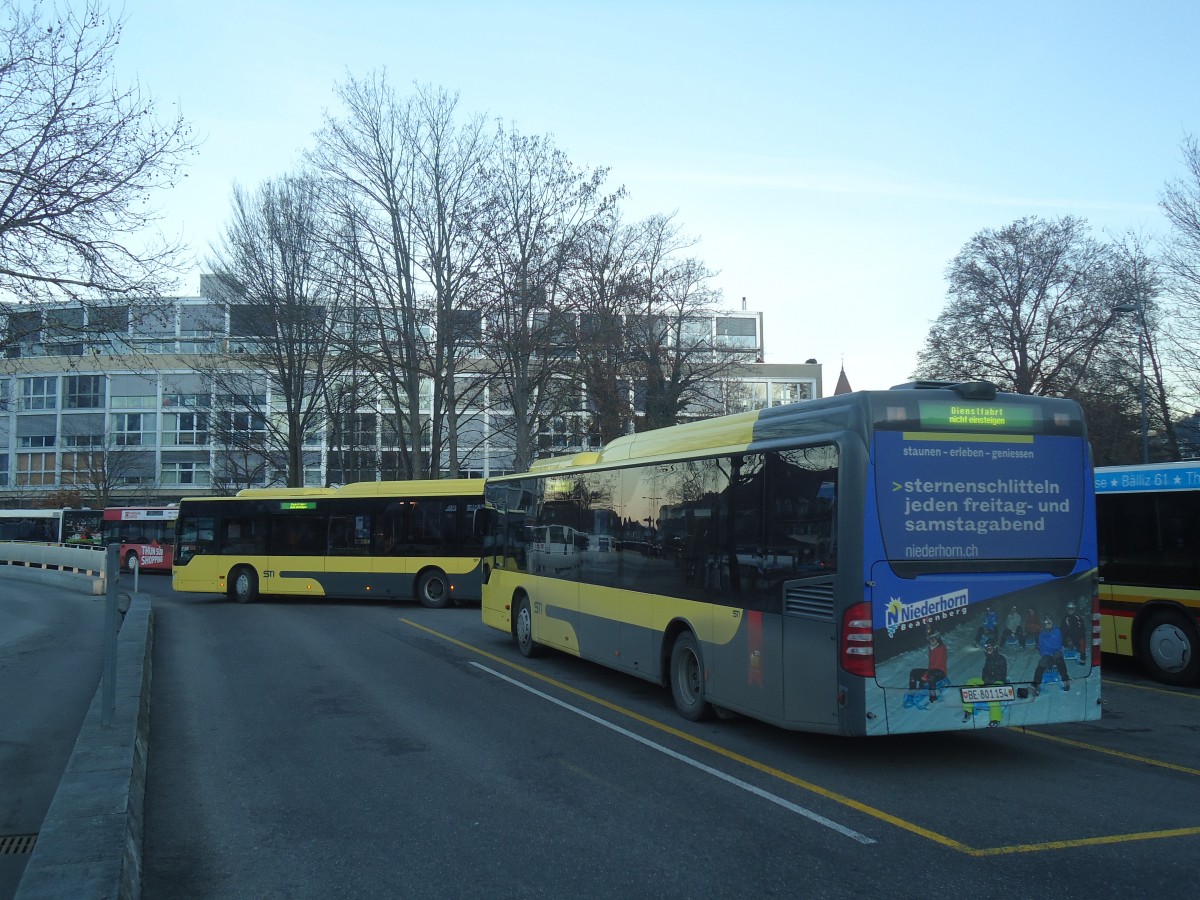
[1149, 623, 1191, 673]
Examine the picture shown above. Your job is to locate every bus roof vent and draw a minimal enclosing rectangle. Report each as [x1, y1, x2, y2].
[890, 380, 998, 400]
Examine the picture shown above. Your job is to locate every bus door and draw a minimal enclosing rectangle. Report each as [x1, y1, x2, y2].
[268, 512, 326, 597]
[372, 502, 410, 600]
[327, 512, 373, 597]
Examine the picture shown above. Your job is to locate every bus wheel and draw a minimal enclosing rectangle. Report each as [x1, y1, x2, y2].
[124, 551, 139, 572]
[230, 567, 258, 604]
[670, 631, 713, 721]
[1139, 609, 1200, 685]
[417, 569, 451, 609]
[514, 594, 541, 658]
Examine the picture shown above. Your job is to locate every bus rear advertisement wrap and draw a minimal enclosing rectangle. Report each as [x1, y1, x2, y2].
[867, 402, 1098, 732]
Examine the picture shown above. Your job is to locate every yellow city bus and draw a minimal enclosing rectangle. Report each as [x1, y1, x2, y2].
[1095, 462, 1200, 684]
[482, 381, 1102, 736]
[173, 480, 486, 606]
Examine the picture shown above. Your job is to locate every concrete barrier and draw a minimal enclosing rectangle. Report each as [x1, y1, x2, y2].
[0, 541, 106, 594]
[14, 592, 153, 900]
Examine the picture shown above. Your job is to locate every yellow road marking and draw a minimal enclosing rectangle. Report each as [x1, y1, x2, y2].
[1019, 729, 1200, 777]
[401, 618, 1199, 856]
[1103, 676, 1200, 699]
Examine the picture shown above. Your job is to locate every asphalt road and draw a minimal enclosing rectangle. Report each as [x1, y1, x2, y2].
[137, 577, 1199, 899]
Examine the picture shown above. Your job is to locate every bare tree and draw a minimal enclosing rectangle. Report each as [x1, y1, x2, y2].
[626, 215, 738, 431]
[476, 125, 618, 469]
[1160, 134, 1200, 405]
[202, 174, 349, 487]
[0, 0, 194, 346]
[915, 216, 1120, 395]
[311, 78, 493, 479]
[570, 212, 740, 440]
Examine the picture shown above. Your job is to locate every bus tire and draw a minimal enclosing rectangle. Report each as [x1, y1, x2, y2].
[230, 566, 259, 604]
[124, 551, 139, 572]
[670, 631, 713, 721]
[1138, 608, 1200, 685]
[514, 594, 541, 658]
[416, 568, 451, 609]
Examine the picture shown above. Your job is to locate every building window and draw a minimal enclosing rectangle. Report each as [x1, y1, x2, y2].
[113, 412, 156, 446]
[164, 393, 208, 409]
[18, 435, 55, 448]
[19, 376, 57, 410]
[16, 452, 56, 485]
[165, 412, 208, 446]
[770, 381, 811, 406]
[64, 433, 105, 447]
[715, 316, 758, 350]
[162, 461, 211, 486]
[217, 410, 267, 445]
[111, 395, 156, 409]
[728, 381, 768, 413]
[61, 451, 100, 484]
[65, 374, 105, 409]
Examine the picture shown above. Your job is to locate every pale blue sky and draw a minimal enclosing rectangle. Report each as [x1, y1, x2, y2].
[114, 0, 1195, 391]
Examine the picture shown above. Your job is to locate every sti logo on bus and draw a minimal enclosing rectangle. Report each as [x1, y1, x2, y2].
[885, 589, 969, 637]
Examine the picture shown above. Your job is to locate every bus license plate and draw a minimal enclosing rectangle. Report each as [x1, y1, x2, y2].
[960, 685, 1015, 703]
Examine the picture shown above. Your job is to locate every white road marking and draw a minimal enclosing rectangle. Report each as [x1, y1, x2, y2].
[471, 661, 875, 844]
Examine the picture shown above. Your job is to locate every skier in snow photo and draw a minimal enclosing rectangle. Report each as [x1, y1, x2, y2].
[906, 630, 948, 707]
[1032, 615, 1071, 695]
[961, 639, 1008, 727]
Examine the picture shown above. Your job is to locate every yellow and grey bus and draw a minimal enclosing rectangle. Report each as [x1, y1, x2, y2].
[482, 381, 1102, 736]
[173, 480, 486, 607]
[1095, 461, 1200, 685]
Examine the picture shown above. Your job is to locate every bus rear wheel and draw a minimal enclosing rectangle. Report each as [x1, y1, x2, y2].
[124, 551, 140, 572]
[417, 569, 451, 609]
[514, 594, 540, 658]
[230, 567, 258, 604]
[670, 631, 713, 721]
[1139, 609, 1200, 685]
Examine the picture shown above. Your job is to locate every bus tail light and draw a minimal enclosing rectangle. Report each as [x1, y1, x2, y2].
[1091, 590, 1102, 667]
[841, 601, 875, 678]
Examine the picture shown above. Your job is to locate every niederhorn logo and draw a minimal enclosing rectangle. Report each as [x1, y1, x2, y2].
[885, 589, 969, 637]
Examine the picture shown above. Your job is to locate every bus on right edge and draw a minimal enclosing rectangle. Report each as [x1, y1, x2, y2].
[1095, 461, 1200, 685]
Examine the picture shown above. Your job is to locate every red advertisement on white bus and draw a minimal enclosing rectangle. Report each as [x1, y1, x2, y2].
[102, 506, 179, 572]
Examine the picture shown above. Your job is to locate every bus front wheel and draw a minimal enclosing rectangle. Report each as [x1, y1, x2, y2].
[670, 631, 713, 721]
[514, 595, 541, 658]
[1139, 609, 1200, 685]
[416, 569, 451, 609]
[124, 551, 140, 572]
[230, 567, 259, 604]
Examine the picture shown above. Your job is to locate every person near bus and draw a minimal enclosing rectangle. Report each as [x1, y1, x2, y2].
[1061, 600, 1087, 664]
[1032, 616, 1070, 695]
[1022, 607, 1042, 649]
[906, 631, 949, 707]
[999, 605, 1023, 648]
[961, 639, 1008, 726]
[974, 605, 999, 647]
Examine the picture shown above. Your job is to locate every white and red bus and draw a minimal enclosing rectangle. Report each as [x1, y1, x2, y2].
[102, 506, 179, 572]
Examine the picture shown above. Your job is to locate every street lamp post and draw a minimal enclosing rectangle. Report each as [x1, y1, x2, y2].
[1114, 300, 1150, 463]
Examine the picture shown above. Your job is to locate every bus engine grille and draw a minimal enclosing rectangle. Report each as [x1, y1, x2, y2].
[784, 581, 835, 620]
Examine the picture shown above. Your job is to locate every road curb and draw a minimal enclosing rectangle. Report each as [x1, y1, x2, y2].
[15, 592, 153, 900]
